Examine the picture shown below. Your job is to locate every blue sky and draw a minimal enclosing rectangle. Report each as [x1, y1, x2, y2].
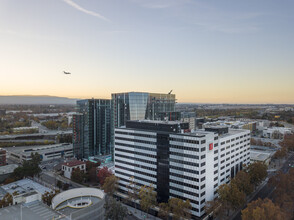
[0, 0, 293, 103]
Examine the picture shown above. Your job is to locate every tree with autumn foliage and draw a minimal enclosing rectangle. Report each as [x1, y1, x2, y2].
[158, 202, 170, 220]
[242, 198, 285, 220]
[139, 184, 157, 218]
[280, 134, 294, 151]
[218, 183, 246, 216]
[0, 193, 13, 208]
[102, 175, 119, 196]
[97, 166, 112, 186]
[270, 168, 294, 219]
[231, 170, 254, 196]
[168, 197, 192, 220]
[245, 161, 267, 188]
[42, 190, 60, 206]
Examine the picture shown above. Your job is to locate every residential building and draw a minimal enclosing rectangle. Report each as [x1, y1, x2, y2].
[73, 99, 112, 159]
[62, 160, 86, 179]
[114, 120, 250, 218]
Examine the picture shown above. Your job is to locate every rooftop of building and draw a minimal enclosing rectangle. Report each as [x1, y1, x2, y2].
[1, 179, 52, 196]
[0, 164, 18, 175]
[5, 143, 73, 156]
[62, 159, 85, 167]
[0, 200, 63, 220]
[250, 149, 274, 161]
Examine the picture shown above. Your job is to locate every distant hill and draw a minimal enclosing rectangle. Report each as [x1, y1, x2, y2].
[0, 95, 79, 105]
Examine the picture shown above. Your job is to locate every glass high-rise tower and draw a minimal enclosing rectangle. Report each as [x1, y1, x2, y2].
[111, 92, 176, 128]
[73, 99, 112, 159]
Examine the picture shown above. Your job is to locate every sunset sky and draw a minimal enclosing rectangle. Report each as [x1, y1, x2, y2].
[0, 0, 293, 104]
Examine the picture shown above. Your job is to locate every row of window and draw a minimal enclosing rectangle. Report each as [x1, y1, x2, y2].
[115, 148, 156, 159]
[170, 151, 206, 160]
[170, 158, 201, 167]
[115, 159, 156, 172]
[116, 165, 157, 179]
[170, 137, 206, 144]
[170, 165, 201, 175]
[116, 171, 156, 185]
[115, 141, 156, 152]
[115, 136, 156, 145]
[115, 153, 156, 165]
[115, 131, 156, 139]
[170, 145, 206, 152]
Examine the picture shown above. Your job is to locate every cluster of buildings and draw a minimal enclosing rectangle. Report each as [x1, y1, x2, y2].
[71, 91, 254, 219]
[73, 92, 177, 159]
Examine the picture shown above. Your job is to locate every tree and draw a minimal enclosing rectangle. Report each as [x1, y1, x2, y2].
[71, 167, 84, 184]
[273, 147, 287, 165]
[97, 167, 112, 186]
[102, 175, 119, 196]
[280, 134, 294, 151]
[62, 183, 70, 190]
[205, 199, 224, 219]
[104, 197, 128, 220]
[168, 198, 192, 220]
[246, 162, 267, 187]
[242, 198, 284, 220]
[139, 185, 157, 218]
[56, 180, 63, 189]
[218, 183, 246, 216]
[85, 161, 99, 171]
[158, 202, 170, 220]
[42, 190, 60, 206]
[88, 167, 97, 182]
[231, 171, 254, 195]
[0, 193, 13, 208]
[12, 152, 42, 180]
[127, 176, 140, 212]
[270, 169, 294, 219]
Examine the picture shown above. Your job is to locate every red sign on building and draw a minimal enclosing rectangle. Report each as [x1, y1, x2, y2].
[209, 143, 213, 151]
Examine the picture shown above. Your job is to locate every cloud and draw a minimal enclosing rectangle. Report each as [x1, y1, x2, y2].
[63, 0, 110, 22]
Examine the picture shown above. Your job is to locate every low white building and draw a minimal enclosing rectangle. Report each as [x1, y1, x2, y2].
[263, 127, 292, 139]
[250, 149, 275, 165]
[0, 179, 52, 205]
[62, 160, 86, 179]
[7, 144, 73, 163]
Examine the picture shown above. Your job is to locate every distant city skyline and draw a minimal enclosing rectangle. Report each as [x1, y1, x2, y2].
[1, 0, 294, 104]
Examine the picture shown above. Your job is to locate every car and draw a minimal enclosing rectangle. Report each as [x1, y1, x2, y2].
[128, 211, 133, 216]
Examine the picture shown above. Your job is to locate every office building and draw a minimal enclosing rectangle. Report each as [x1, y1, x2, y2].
[114, 120, 250, 218]
[73, 99, 112, 159]
[111, 92, 176, 128]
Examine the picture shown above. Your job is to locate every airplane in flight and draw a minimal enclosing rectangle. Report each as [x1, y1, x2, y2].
[63, 71, 71, 75]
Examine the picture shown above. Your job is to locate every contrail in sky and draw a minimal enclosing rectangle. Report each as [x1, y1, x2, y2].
[63, 0, 110, 22]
